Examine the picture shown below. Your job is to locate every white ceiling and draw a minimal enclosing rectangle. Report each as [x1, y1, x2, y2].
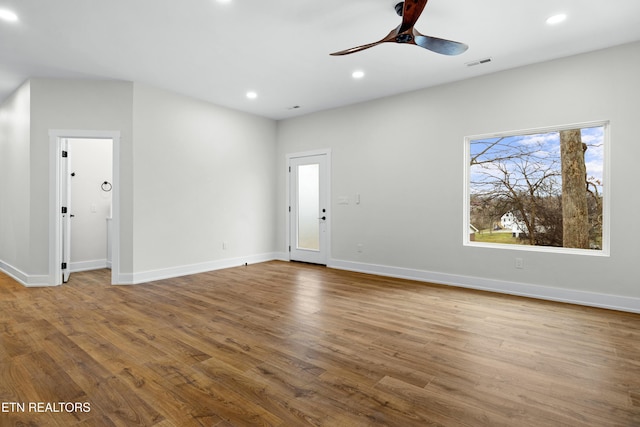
[1, 0, 639, 120]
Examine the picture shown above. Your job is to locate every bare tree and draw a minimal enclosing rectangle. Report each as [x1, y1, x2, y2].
[470, 135, 560, 244]
[560, 129, 589, 248]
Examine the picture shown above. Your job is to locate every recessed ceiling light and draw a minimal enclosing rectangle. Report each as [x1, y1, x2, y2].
[0, 9, 18, 22]
[217, 0, 232, 3]
[352, 70, 365, 79]
[246, 91, 258, 100]
[546, 14, 567, 25]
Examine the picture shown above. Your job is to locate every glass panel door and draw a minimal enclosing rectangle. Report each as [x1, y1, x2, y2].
[289, 153, 328, 265]
[297, 164, 320, 251]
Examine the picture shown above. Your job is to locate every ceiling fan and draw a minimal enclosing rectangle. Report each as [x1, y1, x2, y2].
[330, 0, 468, 56]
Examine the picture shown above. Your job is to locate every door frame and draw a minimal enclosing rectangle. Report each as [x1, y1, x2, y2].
[49, 130, 121, 285]
[286, 149, 331, 264]
[60, 137, 71, 283]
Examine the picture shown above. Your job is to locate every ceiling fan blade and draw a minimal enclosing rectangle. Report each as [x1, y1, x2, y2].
[398, 0, 429, 33]
[330, 41, 386, 56]
[414, 31, 469, 55]
[330, 28, 398, 56]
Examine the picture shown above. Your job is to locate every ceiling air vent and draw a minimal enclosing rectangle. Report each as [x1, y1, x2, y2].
[466, 57, 493, 67]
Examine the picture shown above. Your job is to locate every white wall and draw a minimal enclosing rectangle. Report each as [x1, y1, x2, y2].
[29, 79, 134, 279]
[130, 83, 278, 282]
[0, 82, 31, 279]
[3, 43, 638, 311]
[68, 138, 113, 270]
[1, 78, 278, 285]
[276, 42, 640, 310]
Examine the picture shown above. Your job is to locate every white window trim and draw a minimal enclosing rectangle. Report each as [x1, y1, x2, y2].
[463, 120, 610, 257]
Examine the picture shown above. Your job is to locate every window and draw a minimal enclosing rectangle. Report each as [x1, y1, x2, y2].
[464, 121, 609, 255]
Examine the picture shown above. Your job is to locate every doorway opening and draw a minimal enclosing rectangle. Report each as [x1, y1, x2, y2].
[49, 130, 121, 285]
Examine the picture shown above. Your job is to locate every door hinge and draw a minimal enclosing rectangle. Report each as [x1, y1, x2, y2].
[288, 206, 291, 212]
[62, 151, 68, 158]
[61, 206, 68, 214]
[288, 245, 291, 252]
[61, 262, 67, 270]
[289, 166, 291, 172]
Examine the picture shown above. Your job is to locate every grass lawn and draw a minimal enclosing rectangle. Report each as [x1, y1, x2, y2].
[473, 231, 530, 245]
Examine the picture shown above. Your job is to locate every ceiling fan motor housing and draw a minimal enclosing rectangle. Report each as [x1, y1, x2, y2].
[396, 33, 413, 43]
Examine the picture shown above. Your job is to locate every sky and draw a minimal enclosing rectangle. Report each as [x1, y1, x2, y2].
[470, 125, 605, 196]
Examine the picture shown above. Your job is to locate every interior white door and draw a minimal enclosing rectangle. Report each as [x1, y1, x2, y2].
[289, 154, 328, 265]
[61, 138, 72, 283]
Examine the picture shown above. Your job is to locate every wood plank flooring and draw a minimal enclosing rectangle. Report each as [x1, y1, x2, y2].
[1, 261, 639, 426]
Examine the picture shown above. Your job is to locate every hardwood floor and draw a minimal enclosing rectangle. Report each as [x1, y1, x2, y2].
[1, 261, 639, 426]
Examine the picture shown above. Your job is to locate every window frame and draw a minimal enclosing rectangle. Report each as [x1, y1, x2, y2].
[463, 120, 611, 256]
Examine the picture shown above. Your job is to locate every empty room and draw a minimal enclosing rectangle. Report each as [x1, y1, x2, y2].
[1, 1, 639, 425]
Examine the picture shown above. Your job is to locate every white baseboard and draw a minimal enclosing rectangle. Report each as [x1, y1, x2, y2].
[70, 259, 108, 273]
[273, 252, 289, 262]
[118, 252, 282, 285]
[8, 253, 637, 313]
[328, 259, 640, 314]
[0, 260, 55, 287]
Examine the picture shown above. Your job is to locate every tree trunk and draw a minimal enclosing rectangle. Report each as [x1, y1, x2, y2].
[560, 129, 589, 248]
